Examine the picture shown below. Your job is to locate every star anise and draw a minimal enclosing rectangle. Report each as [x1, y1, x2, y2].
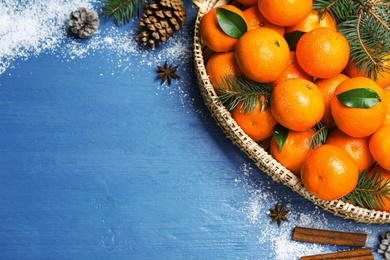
[269, 204, 289, 227]
[156, 61, 180, 85]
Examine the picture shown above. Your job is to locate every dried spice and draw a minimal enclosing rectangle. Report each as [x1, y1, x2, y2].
[300, 248, 373, 260]
[292, 226, 367, 247]
[156, 61, 180, 85]
[268, 204, 289, 226]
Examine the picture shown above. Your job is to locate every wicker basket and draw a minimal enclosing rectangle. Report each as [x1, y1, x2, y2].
[192, 0, 390, 224]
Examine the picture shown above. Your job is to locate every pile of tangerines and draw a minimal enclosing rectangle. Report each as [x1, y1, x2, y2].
[199, 0, 390, 211]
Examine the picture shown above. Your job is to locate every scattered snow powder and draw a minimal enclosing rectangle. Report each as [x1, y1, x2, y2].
[236, 162, 376, 259]
[0, 1, 193, 77]
[0, 1, 195, 109]
[0, 0, 94, 74]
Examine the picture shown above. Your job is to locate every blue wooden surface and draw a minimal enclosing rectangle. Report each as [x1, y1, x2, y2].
[0, 1, 388, 259]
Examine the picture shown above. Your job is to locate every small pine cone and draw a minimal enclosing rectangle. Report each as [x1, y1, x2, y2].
[68, 7, 100, 39]
[138, 0, 187, 48]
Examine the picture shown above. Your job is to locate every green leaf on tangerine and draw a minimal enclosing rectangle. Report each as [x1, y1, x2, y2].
[273, 123, 289, 153]
[284, 30, 305, 48]
[216, 7, 247, 39]
[336, 88, 381, 108]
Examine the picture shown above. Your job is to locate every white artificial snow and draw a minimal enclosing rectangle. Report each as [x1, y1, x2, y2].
[237, 162, 375, 259]
[0, 0, 94, 74]
[0, 0, 194, 111]
[0, 1, 193, 76]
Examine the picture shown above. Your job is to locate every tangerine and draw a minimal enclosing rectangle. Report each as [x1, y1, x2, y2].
[326, 128, 374, 172]
[366, 165, 390, 212]
[231, 99, 278, 142]
[285, 11, 336, 34]
[301, 144, 359, 201]
[383, 89, 390, 126]
[269, 51, 312, 88]
[206, 51, 242, 96]
[315, 74, 349, 126]
[296, 27, 350, 79]
[258, 0, 312, 27]
[330, 77, 387, 138]
[242, 5, 285, 36]
[237, 0, 258, 7]
[270, 129, 314, 175]
[270, 78, 325, 132]
[235, 27, 290, 83]
[199, 5, 246, 52]
[345, 54, 390, 89]
[369, 125, 390, 172]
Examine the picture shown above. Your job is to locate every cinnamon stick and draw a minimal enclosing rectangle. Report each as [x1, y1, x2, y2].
[331, 257, 374, 260]
[300, 248, 373, 260]
[325, 255, 374, 260]
[293, 227, 367, 247]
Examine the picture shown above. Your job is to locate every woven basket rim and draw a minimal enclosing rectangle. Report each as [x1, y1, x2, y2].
[192, 0, 390, 224]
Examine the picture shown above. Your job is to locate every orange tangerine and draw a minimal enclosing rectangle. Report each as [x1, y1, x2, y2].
[301, 144, 359, 201]
[270, 78, 325, 132]
[206, 51, 242, 96]
[369, 125, 390, 172]
[235, 27, 289, 83]
[296, 27, 350, 79]
[237, 0, 257, 6]
[231, 100, 278, 142]
[269, 51, 312, 88]
[242, 5, 285, 36]
[366, 165, 390, 212]
[258, 0, 313, 27]
[383, 89, 390, 126]
[326, 128, 374, 172]
[315, 74, 350, 126]
[199, 5, 246, 52]
[285, 11, 337, 34]
[330, 77, 387, 138]
[270, 129, 314, 175]
[345, 54, 390, 89]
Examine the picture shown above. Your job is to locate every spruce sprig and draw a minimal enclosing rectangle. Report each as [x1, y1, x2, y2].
[308, 121, 331, 151]
[313, 0, 390, 80]
[216, 74, 273, 114]
[342, 170, 390, 209]
[313, 0, 358, 21]
[100, 0, 148, 25]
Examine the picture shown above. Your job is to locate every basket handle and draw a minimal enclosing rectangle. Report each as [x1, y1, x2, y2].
[192, 0, 208, 13]
[192, 0, 232, 14]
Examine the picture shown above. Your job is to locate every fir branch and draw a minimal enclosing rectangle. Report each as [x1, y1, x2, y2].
[313, 0, 390, 81]
[342, 170, 390, 209]
[100, 0, 147, 25]
[367, 3, 390, 32]
[338, 5, 390, 80]
[216, 74, 273, 114]
[308, 121, 330, 151]
[313, 0, 357, 21]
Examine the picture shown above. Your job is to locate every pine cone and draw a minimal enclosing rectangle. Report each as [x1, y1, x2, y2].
[68, 7, 100, 39]
[138, 0, 187, 48]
